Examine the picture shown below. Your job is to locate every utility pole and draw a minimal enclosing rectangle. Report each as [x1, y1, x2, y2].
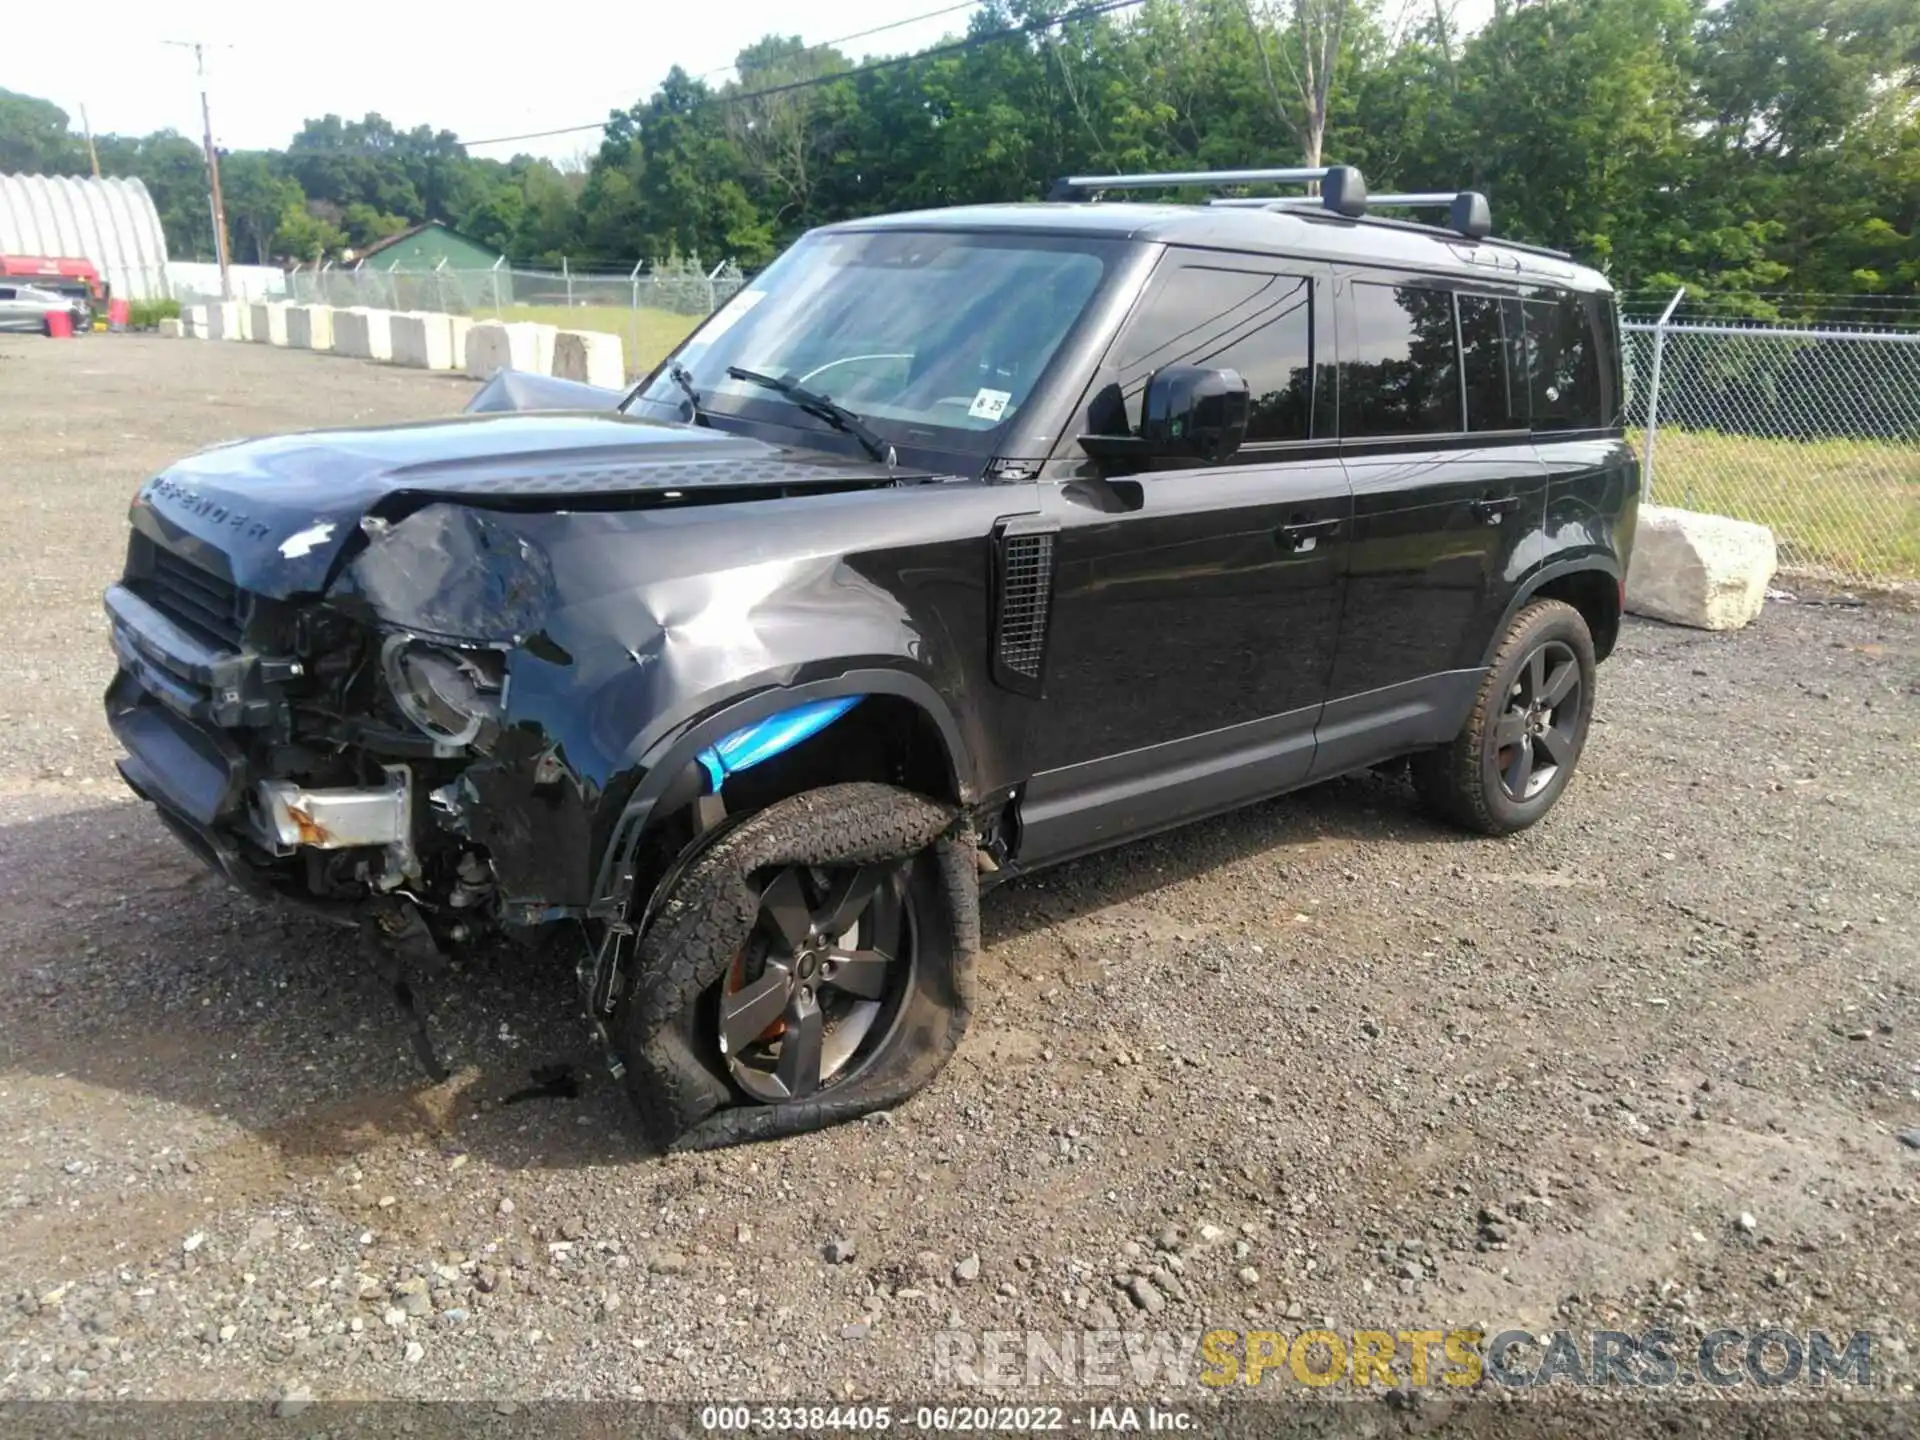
[166, 41, 232, 300]
[79, 104, 101, 178]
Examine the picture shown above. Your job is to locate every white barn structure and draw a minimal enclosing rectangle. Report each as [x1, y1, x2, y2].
[0, 173, 171, 300]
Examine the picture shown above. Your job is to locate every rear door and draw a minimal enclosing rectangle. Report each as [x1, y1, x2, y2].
[1311, 273, 1547, 778]
[1016, 251, 1353, 862]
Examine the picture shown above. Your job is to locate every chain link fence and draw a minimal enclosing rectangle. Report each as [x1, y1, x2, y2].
[1624, 305, 1920, 587]
[287, 259, 749, 375]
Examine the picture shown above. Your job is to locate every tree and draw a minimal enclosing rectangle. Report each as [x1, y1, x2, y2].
[0, 88, 82, 174]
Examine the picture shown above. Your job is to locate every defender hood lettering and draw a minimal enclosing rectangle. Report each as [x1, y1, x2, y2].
[129, 411, 931, 597]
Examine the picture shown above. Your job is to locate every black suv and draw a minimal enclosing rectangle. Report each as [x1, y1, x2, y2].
[104, 165, 1636, 1148]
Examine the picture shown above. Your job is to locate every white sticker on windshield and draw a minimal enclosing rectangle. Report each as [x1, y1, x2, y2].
[968, 388, 1012, 421]
[698, 289, 765, 343]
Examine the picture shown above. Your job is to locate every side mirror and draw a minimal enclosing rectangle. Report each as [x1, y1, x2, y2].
[1079, 365, 1251, 468]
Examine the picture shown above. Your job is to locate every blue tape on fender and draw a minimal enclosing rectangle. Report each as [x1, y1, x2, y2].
[696, 696, 863, 792]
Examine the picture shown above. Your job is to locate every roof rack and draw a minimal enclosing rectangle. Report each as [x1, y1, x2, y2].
[1045, 164, 1513, 245]
[1046, 164, 1370, 218]
[1367, 191, 1493, 240]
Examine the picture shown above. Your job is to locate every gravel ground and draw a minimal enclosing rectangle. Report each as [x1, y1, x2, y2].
[1, 336, 1917, 1423]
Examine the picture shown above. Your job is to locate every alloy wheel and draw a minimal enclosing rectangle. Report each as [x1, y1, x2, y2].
[719, 862, 915, 1103]
[1492, 639, 1582, 802]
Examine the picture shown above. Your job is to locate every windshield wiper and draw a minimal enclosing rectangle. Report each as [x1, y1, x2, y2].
[725, 366, 895, 466]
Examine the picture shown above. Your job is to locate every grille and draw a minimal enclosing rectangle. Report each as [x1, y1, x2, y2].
[995, 530, 1055, 688]
[146, 548, 245, 648]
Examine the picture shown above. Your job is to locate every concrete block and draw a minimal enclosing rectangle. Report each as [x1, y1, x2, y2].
[391, 311, 461, 370]
[553, 329, 626, 389]
[207, 302, 243, 340]
[157, 317, 185, 338]
[465, 320, 557, 380]
[180, 304, 208, 338]
[287, 304, 334, 352]
[448, 315, 472, 367]
[335, 307, 394, 362]
[249, 302, 289, 346]
[1626, 505, 1777, 631]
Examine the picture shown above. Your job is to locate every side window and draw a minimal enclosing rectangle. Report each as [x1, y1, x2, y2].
[0, 287, 15, 300]
[1459, 294, 1527, 431]
[1523, 292, 1603, 430]
[1341, 281, 1462, 437]
[1102, 264, 1316, 443]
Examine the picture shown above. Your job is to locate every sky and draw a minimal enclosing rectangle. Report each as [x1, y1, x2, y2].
[6, 0, 988, 162]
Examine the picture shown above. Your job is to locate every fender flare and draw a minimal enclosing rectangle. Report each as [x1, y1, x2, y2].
[591, 666, 974, 903]
[1480, 553, 1623, 667]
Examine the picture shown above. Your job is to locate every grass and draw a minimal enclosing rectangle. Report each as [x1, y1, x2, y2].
[484, 304, 703, 375]
[1634, 426, 1920, 582]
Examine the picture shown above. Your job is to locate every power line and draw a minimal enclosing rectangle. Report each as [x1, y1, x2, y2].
[694, 0, 986, 81]
[463, 0, 1145, 149]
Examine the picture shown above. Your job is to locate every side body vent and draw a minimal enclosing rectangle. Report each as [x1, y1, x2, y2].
[991, 519, 1058, 696]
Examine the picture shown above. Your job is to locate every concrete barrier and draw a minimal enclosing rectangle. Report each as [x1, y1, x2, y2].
[465, 321, 557, 380]
[287, 304, 334, 352]
[391, 311, 465, 371]
[206, 302, 244, 340]
[334, 307, 394, 362]
[180, 305, 207, 338]
[1626, 505, 1777, 631]
[249, 302, 289, 346]
[157, 317, 185, 338]
[553, 329, 626, 389]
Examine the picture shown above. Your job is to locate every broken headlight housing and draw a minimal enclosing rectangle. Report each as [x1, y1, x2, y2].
[381, 636, 506, 747]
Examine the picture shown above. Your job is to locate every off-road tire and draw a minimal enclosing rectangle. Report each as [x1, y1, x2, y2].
[613, 782, 977, 1151]
[1412, 599, 1597, 836]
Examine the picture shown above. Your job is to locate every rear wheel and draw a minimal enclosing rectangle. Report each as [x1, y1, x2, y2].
[1412, 599, 1596, 835]
[613, 783, 977, 1150]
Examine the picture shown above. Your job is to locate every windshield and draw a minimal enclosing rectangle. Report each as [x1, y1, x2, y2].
[629, 229, 1117, 454]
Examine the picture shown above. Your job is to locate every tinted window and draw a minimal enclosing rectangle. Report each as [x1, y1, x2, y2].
[1523, 293, 1603, 430]
[1109, 266, 1315, 442]
[0, 288, 14, 299]
[1459, 294, 1527, 431]
[1342, 282, 1461, 437]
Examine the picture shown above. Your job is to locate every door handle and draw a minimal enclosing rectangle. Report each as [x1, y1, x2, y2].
[1473, 496, 1521, 524]
[1278, 517, 1341, 551]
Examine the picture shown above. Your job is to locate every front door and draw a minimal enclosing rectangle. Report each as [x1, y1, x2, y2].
[1015, 252, 1352, 864]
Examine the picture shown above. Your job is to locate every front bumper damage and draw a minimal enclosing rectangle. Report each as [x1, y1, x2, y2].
[102, 532, 592, 1079]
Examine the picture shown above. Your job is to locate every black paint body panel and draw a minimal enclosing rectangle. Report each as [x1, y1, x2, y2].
[103, 208, 1640, 924]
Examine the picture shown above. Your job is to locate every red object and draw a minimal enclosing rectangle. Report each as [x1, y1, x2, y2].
[107, 298, 130, 330]
[44, 310, 73, 338]
[0, 255, 104, 299]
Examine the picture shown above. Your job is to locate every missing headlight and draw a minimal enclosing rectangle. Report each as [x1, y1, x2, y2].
[381, 636, 506, 747]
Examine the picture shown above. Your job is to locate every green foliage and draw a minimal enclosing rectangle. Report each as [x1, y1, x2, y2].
[127, 298, 181, 329]
[0, 0, 1914, 299]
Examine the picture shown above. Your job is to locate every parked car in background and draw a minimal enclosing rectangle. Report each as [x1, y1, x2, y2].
[0, 282, 88, 333]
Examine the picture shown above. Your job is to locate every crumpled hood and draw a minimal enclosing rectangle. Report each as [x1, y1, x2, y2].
[128, 410, 922, 598]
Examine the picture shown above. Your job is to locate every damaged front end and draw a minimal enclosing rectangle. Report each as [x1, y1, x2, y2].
[104, 500, 587, 950]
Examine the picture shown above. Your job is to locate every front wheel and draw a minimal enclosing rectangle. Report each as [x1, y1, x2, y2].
[1412, 599, 1597, 835]
[613, 783, 977, 1150]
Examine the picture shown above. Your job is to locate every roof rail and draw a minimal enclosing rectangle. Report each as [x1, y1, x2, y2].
[1367, 191, 1493, 240]
[1046, 164, 1369, 218]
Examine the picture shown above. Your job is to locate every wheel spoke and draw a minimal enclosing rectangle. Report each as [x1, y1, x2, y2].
[773, 990, 824, 1098]
[1494, 710, 1528, 748]
[1535, 721, 1578, 769]
[823, 947, 891, 999]
[1539, 657, 1578, 709]
[1503, 735, 1535, 796]
[759, 869, 813, 950]
[1524, 648, 1548, 704]
[814, 865, 889, 938]
[720, 965, 790, 1055]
